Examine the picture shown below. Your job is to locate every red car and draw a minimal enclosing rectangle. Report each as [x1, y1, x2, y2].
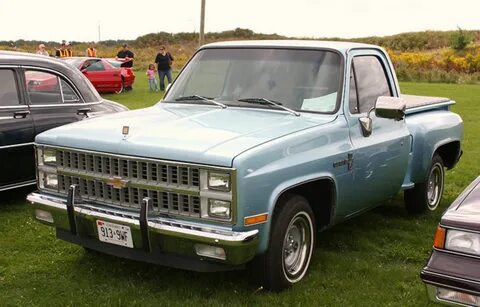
[63, 57, 135, 93]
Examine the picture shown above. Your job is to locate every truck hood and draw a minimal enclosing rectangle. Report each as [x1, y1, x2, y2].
[36, 103, 335, 167]
[442, 176, 480, 231]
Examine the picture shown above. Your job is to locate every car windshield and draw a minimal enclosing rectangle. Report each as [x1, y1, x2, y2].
[106, 59, 122, 68]
[63, 58, 83, 68]
[164, 48, 343, 113]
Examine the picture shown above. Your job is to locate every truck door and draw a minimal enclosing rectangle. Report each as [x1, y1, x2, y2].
[343, 50, 410, 215]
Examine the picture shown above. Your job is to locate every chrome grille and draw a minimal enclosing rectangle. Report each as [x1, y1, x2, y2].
[58, 174, 201, 217]
[57, 149, 200, 187]
[56, 149, 201, 217]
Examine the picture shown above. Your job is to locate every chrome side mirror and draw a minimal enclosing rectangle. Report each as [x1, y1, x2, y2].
[375, 96, 406, 121]
[358, 96, 406, 137]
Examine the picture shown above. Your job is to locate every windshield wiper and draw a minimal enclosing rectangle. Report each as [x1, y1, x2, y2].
[238, 98, 300, 116]
[175, 95, 227, 109]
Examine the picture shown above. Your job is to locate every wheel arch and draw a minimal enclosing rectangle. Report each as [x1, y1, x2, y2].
[433, 140, 461, 169]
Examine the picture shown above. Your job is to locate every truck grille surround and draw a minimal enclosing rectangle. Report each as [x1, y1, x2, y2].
[53, 149, 206, 218]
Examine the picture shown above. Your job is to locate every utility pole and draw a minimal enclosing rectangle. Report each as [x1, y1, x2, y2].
[199, 0, 206, 47]
[98, 22, 101, 42]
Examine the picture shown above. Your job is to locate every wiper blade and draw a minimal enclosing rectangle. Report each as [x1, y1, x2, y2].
[238, 97, 300, 116]
[175, 95, 227, 109]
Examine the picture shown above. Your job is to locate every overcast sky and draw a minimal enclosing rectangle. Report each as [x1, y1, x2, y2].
[1, 0, 478, 42]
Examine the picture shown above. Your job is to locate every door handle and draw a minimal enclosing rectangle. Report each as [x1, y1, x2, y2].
[13, 110, 30, 118]
[77, 107, 91, 117]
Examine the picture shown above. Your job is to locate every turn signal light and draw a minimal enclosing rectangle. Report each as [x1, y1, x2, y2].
[244, 213, 268, 226]
[433, 225, 446, 249]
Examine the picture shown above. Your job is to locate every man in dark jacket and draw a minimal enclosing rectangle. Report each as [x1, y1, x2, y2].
[154, 46, 174, 91]
[116, 44, 135, 90]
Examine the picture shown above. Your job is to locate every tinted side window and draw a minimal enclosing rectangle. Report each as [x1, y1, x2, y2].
[352, 56, 392, 113]
[61, 79, 80, 102]
[0, 69, 20, 106]
[25, 70, 62, 104]
[85, 60, 105, 71]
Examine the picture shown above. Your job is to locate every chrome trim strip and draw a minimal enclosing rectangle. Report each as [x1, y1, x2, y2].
[405, 101, 455, 115]
[0, 105, 29, 109]
[0, 142, 34, 149]
[424, 270, 480, 286]
[0, 180, 36, 191]
[27, 192, 257, 243]
[28, 101, 100, 108]
[35, 144, 235, 171]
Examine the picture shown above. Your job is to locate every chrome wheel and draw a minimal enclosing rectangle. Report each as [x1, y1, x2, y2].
[281, 211, 313, 283]
[427, 162, 444, 211]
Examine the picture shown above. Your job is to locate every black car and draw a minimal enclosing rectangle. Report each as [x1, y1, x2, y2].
[0, 51, 127, 192]
[421, 176, 480, 306]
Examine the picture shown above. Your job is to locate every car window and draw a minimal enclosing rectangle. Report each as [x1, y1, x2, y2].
[350, 56, 392, 114]
[25, 70, 62, 104]
[348, 64, 358, 113]
[61, 79, 80, 102]
[85, 60, 105, 72]
[0, 69, 20, 106]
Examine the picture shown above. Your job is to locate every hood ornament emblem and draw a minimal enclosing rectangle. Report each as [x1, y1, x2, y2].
[122, 126, 129, 140]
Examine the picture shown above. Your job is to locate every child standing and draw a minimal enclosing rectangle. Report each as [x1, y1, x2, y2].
[146, 64, 158, 91]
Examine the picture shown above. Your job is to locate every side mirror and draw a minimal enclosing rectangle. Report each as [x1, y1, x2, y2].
[358, 96, 406, 137]
[375, 96, 406, 121]
[81, 68, 87, 73]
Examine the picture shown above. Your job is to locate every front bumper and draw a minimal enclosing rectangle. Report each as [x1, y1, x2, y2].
[27, 191, 259, 272]
[421, 250, 480, 306]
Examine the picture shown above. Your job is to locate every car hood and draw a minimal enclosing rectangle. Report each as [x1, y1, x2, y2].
[36, 103, 335, 167]
[442, 176, 480, 231]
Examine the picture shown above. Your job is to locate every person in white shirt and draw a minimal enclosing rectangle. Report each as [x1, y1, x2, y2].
[36, 44, 49, 56]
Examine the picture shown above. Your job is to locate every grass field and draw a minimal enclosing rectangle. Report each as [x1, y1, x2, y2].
[0, 78, 478, 306]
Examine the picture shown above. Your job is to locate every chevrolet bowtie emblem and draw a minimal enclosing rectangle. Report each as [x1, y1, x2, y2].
[122, 126, 129, 140]
[105, 177, 129, 189]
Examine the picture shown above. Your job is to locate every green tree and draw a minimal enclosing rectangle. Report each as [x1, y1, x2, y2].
[451, 27, 473, 51]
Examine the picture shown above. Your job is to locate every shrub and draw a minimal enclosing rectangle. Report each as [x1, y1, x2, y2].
[451, 28, 473, 51]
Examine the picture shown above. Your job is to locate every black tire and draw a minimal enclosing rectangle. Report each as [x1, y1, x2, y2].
[252, 194, 315, 292]
[404, 153, 445, 214]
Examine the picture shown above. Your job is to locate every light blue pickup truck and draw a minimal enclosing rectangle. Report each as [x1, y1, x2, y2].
[27, 40, 463, 291]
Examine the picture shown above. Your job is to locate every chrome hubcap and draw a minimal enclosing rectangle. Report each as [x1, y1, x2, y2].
[427, 163, 443, 210]
[282, 213, 312, 279]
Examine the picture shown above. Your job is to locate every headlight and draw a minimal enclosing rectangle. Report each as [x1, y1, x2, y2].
[207, 172, 231, 191]
[208, 199, 231, 219]
[445, 229, 480, 256]
[39, 172, 58, 190]
[40, 148, 57, 166]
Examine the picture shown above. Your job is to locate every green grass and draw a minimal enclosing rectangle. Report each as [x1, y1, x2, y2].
[0, 81, 478, 306]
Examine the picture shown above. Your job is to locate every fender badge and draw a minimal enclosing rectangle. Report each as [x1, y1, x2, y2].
[122, 126, 129, 140]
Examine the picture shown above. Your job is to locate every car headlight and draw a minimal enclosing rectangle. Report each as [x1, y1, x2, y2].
[39, 148, 57, 166]
[445, 229, 480, 256]
[39, 172, 58, 190]
[207, 172, 231, 191]
[208, 199, 231, 219]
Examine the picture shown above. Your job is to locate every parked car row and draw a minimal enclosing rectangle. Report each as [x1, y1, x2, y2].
[0, 42, 478, 305]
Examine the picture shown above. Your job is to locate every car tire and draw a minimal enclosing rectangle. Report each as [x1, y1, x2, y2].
[115, 78, 124, 94]
[404, 153, 445, 214]
[252, 194, 315, 292]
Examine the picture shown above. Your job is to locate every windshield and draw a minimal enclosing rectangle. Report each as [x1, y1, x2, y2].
[63, 58, 83, 68]
[165, 48, 343, 113]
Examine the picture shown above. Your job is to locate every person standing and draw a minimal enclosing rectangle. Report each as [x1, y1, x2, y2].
[154, 46, 174, 91]
[146, 64, 158, 92]
[116, 44, 135, 90]
[116, 44, 134, 67]
[64, 42, 73, 57]
[36, 44, 49, 56]
[55, 41, 66, 57]
[86, 42, 97, 57]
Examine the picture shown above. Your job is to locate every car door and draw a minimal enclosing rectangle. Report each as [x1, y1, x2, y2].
[0, 67, 36, 189]
[23, 68, 87, 136]
[82, 59, 120, 92]
[342, 50, 410, 216]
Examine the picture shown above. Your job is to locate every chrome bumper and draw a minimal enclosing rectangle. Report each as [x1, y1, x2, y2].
[27, 191, 259, 269]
